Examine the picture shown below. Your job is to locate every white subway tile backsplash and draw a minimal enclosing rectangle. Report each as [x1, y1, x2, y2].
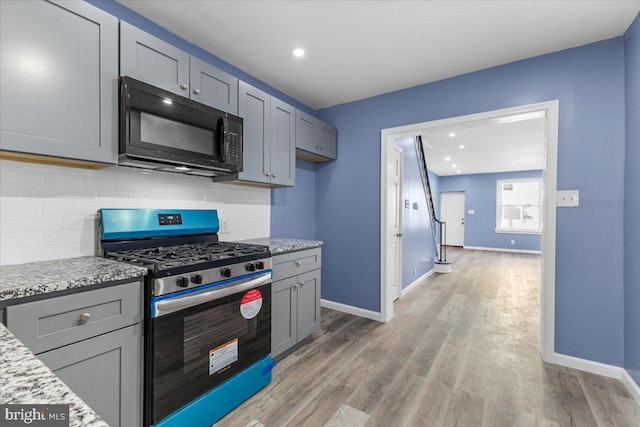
[0, 160, 270, 266]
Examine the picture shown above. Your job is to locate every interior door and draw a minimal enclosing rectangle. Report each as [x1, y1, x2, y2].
[440, 192, 465, 246]
[386, 146, 403, 301]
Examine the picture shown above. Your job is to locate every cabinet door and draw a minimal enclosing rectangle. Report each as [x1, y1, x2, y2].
[270, 98, 296, 187]
[296, 269, 321, 341]
[318, 121, 337, 160]
[0, 0, 118, 164]
[190, 56, 238, 114]
[238, 81, 270, 184]
[38, 325, 142, 427]
[295, 110, 318, 153]
[120, 21, 190, 96]
[272, 277, 298, 358]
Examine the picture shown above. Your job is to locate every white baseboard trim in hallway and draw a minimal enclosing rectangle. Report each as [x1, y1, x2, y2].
[320, 299, 382, 321]
[548, 352, 640, 405]
[463, 245, 542, 255]
[400, 269, 434, 298]
[621, 369, 640, 405]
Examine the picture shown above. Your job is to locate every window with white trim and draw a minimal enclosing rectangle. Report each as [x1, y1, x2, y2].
[496, 178, 542, 233]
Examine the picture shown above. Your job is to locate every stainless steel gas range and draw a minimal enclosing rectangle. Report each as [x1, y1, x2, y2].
[98, 209, 274, 427]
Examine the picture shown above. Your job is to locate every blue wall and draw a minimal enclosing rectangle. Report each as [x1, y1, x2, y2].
[271, 160, 317, 239]
[87, 0, 315, 115]
[394, 137, 438, 289]
[624, 13, 640, 386]
[317, 38, 626, 366]
[439, 171, 543, 251]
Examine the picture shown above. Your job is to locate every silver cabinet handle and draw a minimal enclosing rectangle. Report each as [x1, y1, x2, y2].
[79, 312, 91, 323]
[298, 282, 304, 287]
[265, 172, 272, 177]
[293, 284, 299, 290]
[180, 84, 188, 90]
[193, 88, 201, 95]
[295, 261, 301, 267]
[272, 172, 278, 178]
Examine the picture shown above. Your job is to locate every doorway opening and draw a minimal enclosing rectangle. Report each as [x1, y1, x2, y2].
[380, 100, 558, 362]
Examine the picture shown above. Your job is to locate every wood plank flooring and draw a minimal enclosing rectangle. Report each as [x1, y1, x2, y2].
[216, 248, 640, 427]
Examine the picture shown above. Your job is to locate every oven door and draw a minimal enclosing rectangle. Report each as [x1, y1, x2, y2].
[149, 272, 271, 425]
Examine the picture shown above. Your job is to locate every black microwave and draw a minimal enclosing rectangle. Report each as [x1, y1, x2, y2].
[119, 77, 243, 177]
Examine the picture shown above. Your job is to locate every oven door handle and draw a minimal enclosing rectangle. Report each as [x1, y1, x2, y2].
[153, 272, 271, 318]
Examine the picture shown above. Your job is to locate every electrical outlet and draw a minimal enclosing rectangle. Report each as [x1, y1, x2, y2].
[511, 240, 516, 245]
[414, 266, 417, 276]
[557, 190, 579, 207]
[220, 220, 230, 234]
[468, 209, 475, 215]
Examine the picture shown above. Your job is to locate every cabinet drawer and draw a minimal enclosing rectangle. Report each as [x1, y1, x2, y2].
[272, 248, 321, 281]
[6, 281, 141, 354]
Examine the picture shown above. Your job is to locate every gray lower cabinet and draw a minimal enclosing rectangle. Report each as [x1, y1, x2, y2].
[295, 110, 337, 162]
[5, 281, 142, 427]
[271, 249, 321, 358]
[0, 0, 118, 164]
[38, 324, 141, 427]
[233, 81, 295, 187]
[120, 21, 238, 114]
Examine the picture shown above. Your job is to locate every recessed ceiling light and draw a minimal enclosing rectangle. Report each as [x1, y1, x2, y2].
[449, 132, 456, 137]
[163, 98, 173, 105]
[456, 170, 461, 173]
[444, 156, 451, 161]
[451, 164, 457, 168]
[293, 48, 305, 57]
[459, 145, 465, 149]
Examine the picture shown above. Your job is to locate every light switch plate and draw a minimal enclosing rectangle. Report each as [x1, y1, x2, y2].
[468, 209, 475, 214]
[557, 190, 579, 207]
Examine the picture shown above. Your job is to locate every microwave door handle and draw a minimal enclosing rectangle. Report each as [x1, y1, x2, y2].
[218, 117, 228, 162]
[153, 272, 271, 318]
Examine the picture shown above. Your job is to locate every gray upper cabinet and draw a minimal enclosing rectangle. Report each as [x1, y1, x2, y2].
[270, 98, 296, 187]
[295, 110, 337, 162]
[238, 81, 270, 184]
[0, 0, 118, 164]
[233, 81, 295, 187]
[120, 22, 238, 114]
[120, 21, 190, 96]
[190, 56, 238, 113]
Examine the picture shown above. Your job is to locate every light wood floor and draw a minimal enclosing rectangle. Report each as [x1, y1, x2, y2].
[217, 248, 640, 427]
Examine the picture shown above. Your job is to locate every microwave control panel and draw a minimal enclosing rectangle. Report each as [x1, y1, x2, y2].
[224, 131, 242, 165]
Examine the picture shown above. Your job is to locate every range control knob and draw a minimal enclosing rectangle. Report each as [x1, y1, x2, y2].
[176, 276, 189, 288]
[245, 263, 256, 272]
[191, 273, 203, 285]
[220, 267, 232, 278]
[255, 261, 265, 270]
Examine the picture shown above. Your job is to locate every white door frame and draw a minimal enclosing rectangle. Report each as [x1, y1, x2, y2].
[441, 191, 465, 247]
[379, 100, 558, 363]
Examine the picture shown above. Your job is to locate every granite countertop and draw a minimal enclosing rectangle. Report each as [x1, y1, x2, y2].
[238, 237, 323, 255]
[0, 256, 147, 302]
[0, 323, 108, 427]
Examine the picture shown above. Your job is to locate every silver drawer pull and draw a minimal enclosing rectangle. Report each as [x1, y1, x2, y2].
[295, 261, 302, 267]
[298, 282, 304, 287]
[79, 312, 91, 324]
[180, 84, 188, 90]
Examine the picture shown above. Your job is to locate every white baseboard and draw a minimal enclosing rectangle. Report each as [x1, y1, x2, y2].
[621, 369, 640, 405]
[400, 269, 434, 298]
[546, 352, 640, 405]
[463, 245, 541, 255]
[320, 299, 382, 321]
[547, 352, 623, 379]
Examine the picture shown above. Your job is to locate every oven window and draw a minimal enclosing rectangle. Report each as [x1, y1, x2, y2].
[183, 304, 256, 366]
[140, 111, 214, 155]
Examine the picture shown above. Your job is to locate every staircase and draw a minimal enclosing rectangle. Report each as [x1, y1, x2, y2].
[414, 136, 452, 273]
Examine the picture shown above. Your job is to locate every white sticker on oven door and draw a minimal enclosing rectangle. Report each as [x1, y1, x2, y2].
[209, 338, 238, 375]
[240, 289, 263, 319]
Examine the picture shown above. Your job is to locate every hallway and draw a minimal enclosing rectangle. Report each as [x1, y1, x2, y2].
[218, 249, 640, 426]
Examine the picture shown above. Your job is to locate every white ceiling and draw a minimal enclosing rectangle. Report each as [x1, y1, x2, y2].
[117, 0, 640, 110]
[418, 113, 545, 176]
